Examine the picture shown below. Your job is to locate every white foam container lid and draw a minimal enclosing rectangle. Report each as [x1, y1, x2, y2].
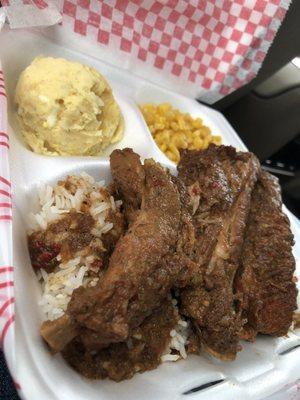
[0, 27, 299, 400]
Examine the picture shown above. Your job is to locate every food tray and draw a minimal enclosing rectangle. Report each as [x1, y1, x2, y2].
[0, 27, 299, 400]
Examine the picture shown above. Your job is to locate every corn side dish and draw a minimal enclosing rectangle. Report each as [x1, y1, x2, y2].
[140, 103, 222, 164]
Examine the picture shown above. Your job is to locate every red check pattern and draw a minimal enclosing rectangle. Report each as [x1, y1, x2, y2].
[0, 67, 16, 386]
[2, 0, 291, 101]
[61, 0, 290, 100]
[0, 72, 12, 224]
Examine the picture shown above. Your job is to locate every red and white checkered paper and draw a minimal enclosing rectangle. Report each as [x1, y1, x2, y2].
[0, 63, 16, 384]
[1, 0, 292, 103]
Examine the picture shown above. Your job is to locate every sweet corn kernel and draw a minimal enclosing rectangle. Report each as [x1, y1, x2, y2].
[173, 135, 188, 149]
[139, 103, 222, 164]
[194, 137, 203, 148]
[169, 143, 180, 159]
[193, 118, 203, 128]
[159, 143, 167, 152]
[154, 123, 165, 130]
[212, 136, 222, 144]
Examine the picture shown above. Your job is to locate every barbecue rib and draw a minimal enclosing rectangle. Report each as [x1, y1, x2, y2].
[178, 145, 260, 360]
[235, 171, 298, 340]
[41, 149, 196, 352]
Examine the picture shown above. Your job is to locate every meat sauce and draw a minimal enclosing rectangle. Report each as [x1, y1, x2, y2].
[63, 300, 178, 381]
[28, 212, 95, 272]
[28, 209, 125, 273]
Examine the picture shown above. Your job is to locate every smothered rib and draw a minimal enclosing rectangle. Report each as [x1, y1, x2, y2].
[235, 171, 297, 340]
[72, 157, 181, 349]
[41, 150, 194, 352]
[62, 298, 180, 381]
[110, 148, 145, 224]
[178, 145, 260, 360]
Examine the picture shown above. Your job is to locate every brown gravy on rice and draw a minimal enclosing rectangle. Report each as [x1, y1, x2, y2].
[28, 146, 297, 381]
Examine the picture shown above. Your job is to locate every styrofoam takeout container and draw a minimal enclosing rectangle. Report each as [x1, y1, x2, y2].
[0, 26, 299, 400]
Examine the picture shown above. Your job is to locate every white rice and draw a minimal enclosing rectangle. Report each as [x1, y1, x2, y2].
[30, 173, 121, 321]
[29, 172, 107, 232]
[161, 299, 190, 363]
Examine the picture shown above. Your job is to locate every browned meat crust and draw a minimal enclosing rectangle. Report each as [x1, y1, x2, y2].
[110, 148, 145, 224]
[178, 145, 260, 360]
[41, 314, 80, 353]
[62, 298, 178, 381]
[294, 312, 300, 329]
[101, 208, 126, 267]
[235, 171, 298, 339]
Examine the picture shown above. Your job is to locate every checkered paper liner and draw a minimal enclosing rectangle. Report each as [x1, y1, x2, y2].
[0, 64, 16, 387]
[1, 0, 292, 103]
